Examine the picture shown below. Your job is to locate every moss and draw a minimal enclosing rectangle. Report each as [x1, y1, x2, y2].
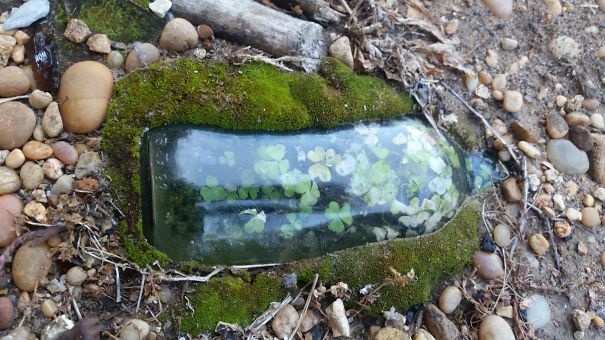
[180, 273, 284, 335]
[119, 220, 169, 267]
[446, 115, 477, 151]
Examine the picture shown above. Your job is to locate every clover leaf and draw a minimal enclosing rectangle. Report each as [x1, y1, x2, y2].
[254, 144, 289, 180]
[200, 175, 228, 202]
[371, 146, 390, 160]
[324, 201, 353, 233]
[219, 151, 236, 167]
[280, 213, 303, 237]
[307, 147, 341, 182]
[240, 210, 266, 233]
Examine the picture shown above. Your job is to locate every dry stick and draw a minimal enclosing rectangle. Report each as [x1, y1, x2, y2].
[135, 272, 147, 313]
[70, 286, 83, 320]
[440, 81, 520, 165]
[288, 274, 320, 339]
[509, 156, 529, 256]
[0, 95, 28, 104]
[114, 264, 122, 303]
[159, 266, 223, 283]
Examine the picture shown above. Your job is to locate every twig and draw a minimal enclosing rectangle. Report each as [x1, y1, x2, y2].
[246, 294, 294, 337]
[0, 95, 28, 104]
[70, 286, 83, 320]
[288, 274, 319, 339]
[135, 272, 147, 313]
[159, 266, 223, 282]
[115, 264, 122, 303]
[0, 224, 65, 271]
[230, 263, 282, 270]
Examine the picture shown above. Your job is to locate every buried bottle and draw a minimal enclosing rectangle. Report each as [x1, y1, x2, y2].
[141, 118, 499, 265]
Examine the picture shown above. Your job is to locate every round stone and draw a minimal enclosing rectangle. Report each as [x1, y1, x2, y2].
[438, 286, 462, 314]
[159, 18, 198, 52]
[502, 90, 523, 112]
[75, 152, 101, 179]
[414, 329, 436, 340]
[549, 36, 581, 59]
[580, 207, 600, 227]
[271, 304, 298, 339]
[472, 251, 504, 280]
[58, 61, 114, 134]
[64, 19, 92, 43]
[591, 113, 605, 129]
[51, 175, 73, 195]
[525, 294, 551, 329]
[478, 315, 514, 340]
[483, 0, 513, 18]
[125, 43, 160, 73]
[107, 51, 125, 69]
[565, 112, 591, 127]
[22, 141, 53, 160]
[0, 66, 30, 97]
[197, 24, 214, 40]
[41, 299, 58, 317]
[51, 142, 78, 166]
[86, 33, 111, 54]
[545, 112, 569, 139]
[546, 139, 589, 175]
[329, 36, 354, 69]
[568, 126, 593, 151]
[42, 158, 63, 180]
[20, 161, 44, 190]
[4, 149, 25, 169]
[0, 166, 21, 195]
[0, 101, 36, 150]
[66, 266, 87, 286]
[41, 102, 64, 138]
[493, 224, 512, 247]
[529, 234, 549, 256]
[491, 74, 507, 92]
[120, 319, 150, 340]
[0, 296, 13, 329]
[12, 242, 52, 291]
[554, 220, 572, 238]
[0, 194, 23, 247]
[28, 90, 53, 109]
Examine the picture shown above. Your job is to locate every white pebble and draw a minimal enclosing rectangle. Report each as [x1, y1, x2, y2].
[565, 207, 582, 222]
[518, 141, 540, 158]
[438, 286, 462, 314]
[525, 294, 551, 329]
[591, 113, 604, 129]
[493, 223, 512, 247]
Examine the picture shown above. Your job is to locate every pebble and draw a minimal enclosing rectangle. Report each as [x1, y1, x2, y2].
[107, 51, 124, 69]
[583, 98, 600, 111]
[197, 24, 214, 40]
[120, 319, 150, 340]
[589, 134, 605, 184]
[414, 329, 436, 340]
[577, 242, 588, 255]
[573, 309, 593, 331]
[598, 46, 605, 59]
[543, 0, 562, 18]
[568, 126, 593, 152]
[545, 112, 569, 138]
[593, 316, 604, 328]
[0, 167, 20, 194]
[555, 95, 567, 107]
[502, 90, 523, 112]
[33, 124, 44, 142]
[591, 113, 604, 129]
[529, 234, 549, 256]
[270, 304, 298, 338]
[493, 223, 512, 247]
[4, 149, 24, 170]
[554, 220, 572, 238]
[23, 201, 46, 222]
[438, 286, 462, 314]
[482, 0, 513, 18]
[0, 296, 13, 329]
[464, 72, 478, 92]
[478, 315, 514, 340]
[0, 66, 29, 97]
[510, 121, 538, 142]
[501, 38, 518, 50]
[478, 71, 492, 85]
[42, 102, 63, 138]
[28, 89, 52, 109]
[66, 266, 87, 286]
[553, 194, 565, 211]
[74, 178, 100, 192]
[75, 152, 101, 179]
[22, 141, 53, 160]
[326, 299, 350, 337]
[58, 61, 114, 134]
[491, 74, 507, 92]
[86, 34, 111, 54]
[298, 309, 319, 333]
[51, 142, 78, 166]
[496, 305, 514, 319]
[42, 158, 63, 180]
[41, 299, 58, 317]
[549, 36, 580, 59]
[524, 294, 551, 329]
[14, 31, 31, 45]
[329, 36, 354, 69]
[11, 44, 24, 64]
[566, 207, 582, 222]
[159, 18, 198, 52]
[424, 304, 460, 340]
[472, 251, 504, 280]
[0, 194, 22, 247]
[502, 177, 522, 203]
[0, 102, 36, 150]
[0, 150, 7, 166]
[492, 90, 503, 100]
[2, 0, 50, 30]
[518, 141, 540, 158]
[376, 328, 411, 340]
[583, 194, 594, 207]
[12, 242, 51, 291]
[64, 19, 92, 43]
[158, 286, 173, 304]
[580, 207, 600, 227]
[485, 49, 498, 67]
[601, 252, 605, 266]
[42, 315, 74, 340]
[546, 139, 589, 175]
[125, 43, 160, 72]
[46, 279, 67, 294]
[600, 0, 605, 12]
[565, 112, 591, 127]
[0, 35, 16, 67]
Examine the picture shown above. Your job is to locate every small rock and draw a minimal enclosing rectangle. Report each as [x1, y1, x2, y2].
[0, 296, 13, 329]
[23, 141, 53, 161]
[149, 0, 173, 18]
[554, 220, 572, 238]
[510, 121, 538, 142]
[553, 193, 565, 211]
[568, 126, 593, 151]
[158, 286, 173, 304]
[63, 19, 91, 43]
[326, 299, 350, 337]
[46, 279, 67, 294]
[0, 35, 16, 67]
[545, 112, 569, 138]
[501, 38, 518, 50]
[577, 242, 588, 255]
[329, 36, 354, 69]
[493, 223, 512, 247]
[565, 112, 591, 127]
[271, 304, 298, 338]
[376, 328, 411, 340]
[66, 266, 87, 286]
[492, 90, 504, 100]
[12, 242, 51, 291]
[583, 98, 600, 111]
[529, 234, 549, 256]
[491, 74, 507, 92]
[524, 294, 551, 329]
[23, 201, 46, 222]
[20, 161, 43, 190]
[28, 90, 53, 109]
[472, 251, 504, 280]
[502, 177, 522, 202]
[107, 51, 124, 69]
[11, 44, 24, 64]
[197, 24, 214, 40]
[0, 150, 7, 166]
[438, 286, 462, 314]
[549, 36, 581, 59]
[51, 142, 78, 166]
[41, 315, 75, 340]
[573, 309, 593, 331]
[159, 18, 198, 52]
[42, 102, 63, 138]
[0, 65, 29, 97]
[546, 139, 589, 175]
[125, 43, 160, 73]
[2, 0, 50, 30]
[496, 305, 514, 319]
[74, 178, 100, 192]
[33, 124, 44, 142]
[86, 34, 111, 54]
[478, 315, 514, 340]
[14, 31, 30, 45]
[485, 49, 498, 68]
[590, 113, 604, 129]
[42, 158, 63, 180]
[414, 329, 436, 340]
[502, 90, 523, 112]
[601, 252, 605, 266]
[61, 316, 100, 340]
[583, 194, 594, 207]
[464, 72, 478, 92]
[592, 316, 604, 328]
[543, 0, 562, 17]
[0, 166, 20, 194]
[518, 141, 540, 158]
[0, 101, 36, 150]
[424, 304, 460, 340]
[595, 187, 605, 201]
[41, 299, 58, 317]
[120, 319, 149, 340]
[75, 152, 101, 179]
[566, 207, 582, 222]
[478, 71, 492, 85]
[589, 134, 605, 184]
[580, 207, 600, 227]
[299, 310, 319, 333]
[0, 194, 22, 247]
[555, 95, 568, 107]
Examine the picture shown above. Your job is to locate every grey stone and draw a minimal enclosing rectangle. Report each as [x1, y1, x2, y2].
[75, 152, 101, 179]
[3, 0, 50, 30]
[546, 139, 589, 175]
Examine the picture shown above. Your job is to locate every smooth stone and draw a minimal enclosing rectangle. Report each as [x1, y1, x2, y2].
[28, 90, 53, 109]
[125, 43, 160, 72]
[10, 44, 24, 64]
[580, 207, 600, 227]
[483, 0, 513, 18]
[326, 299, 350, 337]
[600, 0, 605, 12]
[120, 319, 149, 340]
[86, 34, 111, 54]
[271, 304, 298, 338]
[510, 122, 537, 142]
[568, 126, 593, 151]
[0, 66, 29, 97]
[472, 251, 504, 280]
[546, 139, 589, 175]
[51, 142, 78, 166]
[491, 74, 507, 91]
[0, 150, 7, 166]
[478, 315, 515, 340]
[502, 177, 522, 203]
[591, 113, 605, 129]
[107, 51, 125, 69]
[493, 223, 512, 247]
[59, 61, 113, 134]
[33, 124, 44, 142]
[414, 329, 436, 340]
[545, 112, 568, 139]
[42, 158, 63, 180]
[21, 65, 36, 91]
[197, 24, 214, 40]
[549, 36, 580, 59]
[299, 310, 319, 333]
[438, 286, 462, 314]
[2, 0, 50, 30]
[583, 98, 600, 111]
[46, 279, 67, 294]
[22, 141, 52, 161]
[0, 296, 13, 329]
[518, 141, 540, 158]
[589, 134, 605, 184]
[158, 286, 173, 304]
[572, 309, 592, 331]
[75, 152, 101, 179]
[159, 18, 198, 52]
[5, 149, 25, 169]
[424, 304, 460, 340]
[543, 0, 562, 17]
[63, 19, 92, 43]
[0, 194, 23, 247]
[565, 112, 591, 127]
[376, 328, 411, 340]
[51, 175, 73, 195]
[41, 299, 58, 317]
[41, 102, 63, 138]
[12, 242, 51, 291]
[66, 266, 87, 286]
[0, 101, 36, 150]
[529, 234, 549, 256]
[41, 315, 74, 340]
[502, 90, 523, 112]
[501, 38, 518, 51]
[149, 0, 173, 18]
[329, 36, 354, 69]
[0, 166, 21, 194]
[566, 207, 582, 222]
